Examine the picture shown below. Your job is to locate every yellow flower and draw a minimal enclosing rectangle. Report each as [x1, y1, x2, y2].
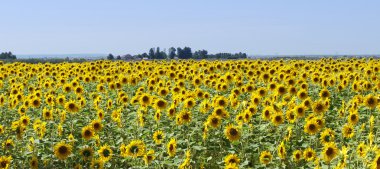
[81, 126, 94, 140]
[143, 150, 155, 165]
[98, 145, 113, 162]
[259, 151, 272, 165]
[153, 130, 165, 145]
[224, 124, 241, 142]
[167, 138, 177, 157]
[292, 150, 303, 162]
[304, 119, 319, 135]
[121, 140, 146, 158]
[224, 154, 240, 166]
[322, 142, 338, 163]
[277, 141, 286, 160]
[342, 123, 355, 138]
[65, 100, 80, 113]
[54, 141, 72, 160]
[303, 147, 316, 162]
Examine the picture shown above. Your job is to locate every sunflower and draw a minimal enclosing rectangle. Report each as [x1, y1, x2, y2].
[63, 83, 72, 93]
[356, 142, 367, 158]
[98, 145, 113, 162]
[139, 93, 152, 107]
[65, 100, 80, 113]
[31, 97, 41, 108]
[153, 130, 165, 145]
[154, 99, 167, 110]
[322, 142, 338, 163]
[0, 125, 4, 135]
[167, 138, 177, 157]
[259, 151, 272, 165]
[320, 128, 335, 145]
[304, 119, 319, 135]
[312, 100, 327, 115]
[97, 110, 105, 120]
[80, 146, 94, 161]
[282, 111, 295, 125]
[342, 123, 355, 138]
[277, 141, 286, 160]
[207, 115, 221, 128]
[212, 107, 228, 118]
[303, 147, 316, 162]
[293, 150, 303, 162]
[91, 119, 103, 132]
[81, 126, 94, 140]
[29, 156, 38, 169]
[54, 141, 72, 160]
[121, 140, 146, 158]
[184, 98, 195, 108]
[294, 105, 306, 118]
[371, 154, 380, 169]
[19, 115, 30, 127]
[224, 154, 240, 166]
[347, 111, 359, 125]
[42, 108, 54, 121]
[0, 156, 12, 169]
[319, 88, 330, 99]
[3, 139, 14, 149]
[364, 94, 378, 109]
[177, 111, 192, 125]
[143, 150, 155, 165]
[262, 106, 272, 121]
[90, 159, 104, 169]
[214, 97, 228, 108]
[271, 112, 284, 126]
[276, 85, 287, 95]
[224, 124, 241, 142]
[256, 87, 266, 97]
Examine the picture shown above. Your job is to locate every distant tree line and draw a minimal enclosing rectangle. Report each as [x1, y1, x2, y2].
[107, 47, 247, 60]
[0, 52, 17, 60]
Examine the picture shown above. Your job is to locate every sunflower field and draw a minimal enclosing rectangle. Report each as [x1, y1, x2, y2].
[0, 58, 380, 169]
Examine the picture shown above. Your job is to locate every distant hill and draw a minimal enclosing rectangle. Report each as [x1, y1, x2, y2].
[16, 54, 106, 59]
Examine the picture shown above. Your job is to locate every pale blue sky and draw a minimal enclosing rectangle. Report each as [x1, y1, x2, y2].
[1, 0, 379, 56]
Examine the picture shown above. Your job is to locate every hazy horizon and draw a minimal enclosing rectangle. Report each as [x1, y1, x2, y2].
[1, 0, 380, 56]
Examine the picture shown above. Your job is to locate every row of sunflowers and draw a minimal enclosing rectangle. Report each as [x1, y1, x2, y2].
[0, 58, 380, 168]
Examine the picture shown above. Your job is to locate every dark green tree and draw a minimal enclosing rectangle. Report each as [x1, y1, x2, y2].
[148, 48, 155, 59]
[168, 47, 176, 59]
[107, 53, 114, 60]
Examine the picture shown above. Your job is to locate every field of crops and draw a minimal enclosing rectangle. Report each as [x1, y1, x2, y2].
[0, 58, 379, 169]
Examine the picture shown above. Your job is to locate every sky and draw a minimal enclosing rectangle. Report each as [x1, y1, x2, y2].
[1, 0, 380, 56]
